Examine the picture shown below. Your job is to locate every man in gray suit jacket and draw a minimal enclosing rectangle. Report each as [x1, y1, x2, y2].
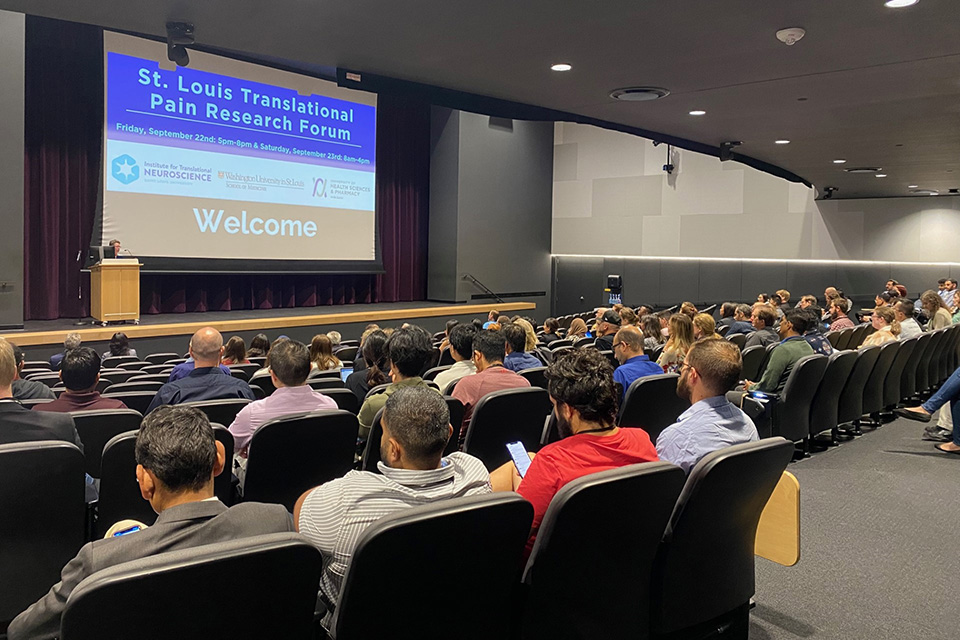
[8, 405, 294, 640]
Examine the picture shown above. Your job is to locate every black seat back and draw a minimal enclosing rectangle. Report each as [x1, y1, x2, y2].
[362, 397, 467, 472]
[884, 336, 918, 408]
[825, 330, 843, 349]
[70, 409, 143, 477]
[242, 410, 358, 510]
[652, 438, 794, 636]
[837, 346, 881, 425]
[901, 332, 932, 400]
[183, 398, 253, 427]
[809, 351, 857, 436]
[740, 345, 769, 382]
[518, 366, 548, 389]
[101, 391, 156, 416]
[462, 388, 552, 470]
[335, 346, 359, 363]
[522, 463, 685, 640]
[102, 355, 140, 369]
[97, 432, 158, 537]
[248, 372, 277, 396]
[772, 354, 828, 442]
[0, 442, 86, 623]
[926, 328, 950, 388]
[320, 388, 360, 414]
[333, 494, 533, 640]
[103, 381, 163, 394]
[60, 533, 322, 640]
[228, 363, 261, 381]
[726, 333, 747, 350]
[861, 341, 899, 415]
[617, 374, 689, 443]
[144, 352, 179, 365]
[834, 327, 856, 351]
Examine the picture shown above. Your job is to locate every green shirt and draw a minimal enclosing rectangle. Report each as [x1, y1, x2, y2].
[357, 377, 441, 438]
[749, 337, 814, 394]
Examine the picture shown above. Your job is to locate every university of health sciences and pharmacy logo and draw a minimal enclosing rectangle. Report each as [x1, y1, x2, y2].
[112, 155, 140, 184]
[313, 177, 327, 198]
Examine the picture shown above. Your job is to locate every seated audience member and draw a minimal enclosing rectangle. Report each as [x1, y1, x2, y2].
[434, 324, 479, 392]
[805, 305, 828, 334]
[757, 293, 769, 303]
[679, 302, 698, 320]
[50, 332, 82, 369]
[566, 317, 589, 339]
[309, 334, 343, 372]
[745, 310, 814, 393]
[10, 343, 56, 401]
[921, 289, 953, 330]
[939, 278, 957, 308]
[326, 331, 342, 350]
[861, 307, 900, 348]
[296, 387, 490, 628]
[540, 318, 561, 344]
[438, 319, 459, 352]
[717, 302, 737, 329]
[352, 325, 382, 374]
[618, 307, 639, 328]
[34, 347, 128, 412]
[8, 405, 293, 640]
[221, 336, 249, 366]
[874, 291, 898, 308]
[769, 294, 785, 320]
[635, 305, 653, 319]
[612, 326, 662, 401]
[357, 326, 438, 439]
[744, 304, 780, 348]
[246, 333, 271, 358]
[516, 318, 540, 353]
[895, 300, 922, 339]
[590, 308, 609, 336]
[482, 309, 501, 330]
[502, 323, 543, 372]
[168, 343, 232, 381]
[952, 291, 960, 323]
[101, 332, 136, 361]
[229, 339, 337, 457]
[776, 289, 792, 309]
[693, 313, 721, 341]
[657, 310, 672, 338]
[452, 329, 531, 439]
[657, 340, 758, 474]
[346, 330, 390, 402]
[490, 348, 658, 556]
[147, 327, 256, 413]
[657, 314, 694, 374]
[0, 338, 82, 450]
[801, 310, 834, 356]
[888, 280, 908, 299]
[827, 298, 856, 331]
[797, 294, 818, 310]
[640, 314, 666, 350]
[725, 304, 756, 336]
[594, 309, 621, 351]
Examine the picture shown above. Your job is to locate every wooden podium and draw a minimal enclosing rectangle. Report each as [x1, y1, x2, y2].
[90, 259, 141, 325]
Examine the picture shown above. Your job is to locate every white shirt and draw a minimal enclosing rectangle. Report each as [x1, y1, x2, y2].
[433, 359, 477, 393]
[900, 317, 922, 340]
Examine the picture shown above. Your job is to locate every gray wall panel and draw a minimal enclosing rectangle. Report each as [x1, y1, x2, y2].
[427, 107, 460, 302]
[622, 259, 660, 309]
[741, 262, 787, 304]
[0, 11, 24, 328]
[893, 265, 946, 300]
[699, 260, 742, 305]
[659, 261, 700, 307]
[785, 264, 837, 303]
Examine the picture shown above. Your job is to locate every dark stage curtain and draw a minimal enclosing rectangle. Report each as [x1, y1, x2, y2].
[23, 18, 429, 320]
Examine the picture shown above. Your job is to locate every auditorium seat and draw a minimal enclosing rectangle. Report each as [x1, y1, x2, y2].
[836, 345, 881, 436]
[859, 341, 899, 427]
[318, 388, 360, 415]
[20, 367, 51, 379]
[925, 328, 950, 390]
[518, 366, 548, 389]
[102, 355, 140, 369]
[115, 360, 151, 371]
[361, 398, 464, 472]
[242, 410, 358, 510]
[521, 462, 685, 640]
[103, 380, 164, 394]
[248, 356, 267, 367]
[307, 378, 346, 391]
[883, 336, 918, 409]
[70, 409, 143, 477]
[849, 324, 872, 349]
[438, 348, 455, 366]
[127, 373, 172, 384]
[139, 364, 173, 375]
[19, 397, 55, 408]
[740, 345, 769, 382]
[249, 371, 278, 396]
[335, 346, 359, 363]
[462, 387, 552, 470]
[726, 333, 747, 350]
[700, 304, 717, 316]
[770, 354, 828, 450]
[23, 360, 53, 371]
[183, 398, 253, 428]
[573, 337, 595, 349]
[98, 369, 142, 384]
[825, 330, 843, 349]
[598, 349, 618, 368]
[808, 350, 858, 444]
[0, 441, 86, 625]
[97, 431, 157, 537]
[229, 363, 261, 381]
[901, 331, 932, 402]
[422, 365, 451, 381]
[548, 338, 574, 350]
[144, 352, 180, 365]
[25, 372, 61, 388]
[617, 374, 689, 444]
[331, 494, 532, 640]
[101, 391, 156, 416]
[651, 438, 794, 639]
[60, 533, 322, 640]
[209, 425, 237, 506]
[834, 327, 856, 351]
[308, 368, 342, 380]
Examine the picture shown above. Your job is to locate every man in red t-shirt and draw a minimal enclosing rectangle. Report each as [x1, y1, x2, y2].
[491, 348, 658, 556]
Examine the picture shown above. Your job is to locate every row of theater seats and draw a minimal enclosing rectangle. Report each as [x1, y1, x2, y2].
[3, 437, 795, 639]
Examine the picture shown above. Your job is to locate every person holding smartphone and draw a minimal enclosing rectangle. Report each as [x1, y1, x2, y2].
[490, 348, 658, 558]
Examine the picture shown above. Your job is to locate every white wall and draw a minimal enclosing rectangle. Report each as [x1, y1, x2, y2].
[552, 122, 960, 262]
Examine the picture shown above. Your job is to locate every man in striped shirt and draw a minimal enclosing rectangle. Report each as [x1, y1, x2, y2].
[294, 386, 490, 629]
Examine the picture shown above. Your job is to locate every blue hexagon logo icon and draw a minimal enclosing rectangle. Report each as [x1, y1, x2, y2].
[112, 154, 140, 184]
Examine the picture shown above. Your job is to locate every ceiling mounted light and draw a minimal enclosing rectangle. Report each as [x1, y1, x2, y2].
[609, 87, 670, 102]
[884, 0, 919, 7]
[775, 140, 790, 145]
[550, 63, 572, 72]
[908, 184, 919, 188]
[833, 159, 846, 164]
[689, 110, 706, 116]
[875, 174, 888, 178]
[845, 167, 882, 173]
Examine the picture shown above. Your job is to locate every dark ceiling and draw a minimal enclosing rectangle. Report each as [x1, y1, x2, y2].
[3, 0, 959, 199]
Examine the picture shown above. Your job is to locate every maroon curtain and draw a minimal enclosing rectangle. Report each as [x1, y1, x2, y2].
[23, 17, 428, 320]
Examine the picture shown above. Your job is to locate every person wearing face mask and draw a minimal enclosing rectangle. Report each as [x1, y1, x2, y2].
[656, 340, 758, 474]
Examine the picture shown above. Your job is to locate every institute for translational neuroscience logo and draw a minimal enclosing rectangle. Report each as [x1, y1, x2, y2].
[112, 155, 140, 184]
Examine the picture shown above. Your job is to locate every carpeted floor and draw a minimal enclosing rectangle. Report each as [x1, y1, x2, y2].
[750, 415, 960, 640]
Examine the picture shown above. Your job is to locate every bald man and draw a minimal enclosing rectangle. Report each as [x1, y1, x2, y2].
[612, 325, 662, 402]
[146, 327, 255, 413]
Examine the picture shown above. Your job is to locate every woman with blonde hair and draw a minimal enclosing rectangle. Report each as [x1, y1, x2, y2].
[657, 313, 695, 373]
[920, 289, 952, 330]
[861, 306, 900, 348]
[619, 307, 639, 327]
[515, 318, 539, 352]
[692, 313, 721, 341]
[567, 317, 589, 339]
[679, 302, 697, 319]
[309, 334, 343, 371]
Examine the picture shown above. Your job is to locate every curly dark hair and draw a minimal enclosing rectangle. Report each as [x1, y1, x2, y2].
[544, 348, 618, 425]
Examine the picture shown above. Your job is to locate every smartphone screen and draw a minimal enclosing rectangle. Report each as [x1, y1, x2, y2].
[506, 441, 531, 478]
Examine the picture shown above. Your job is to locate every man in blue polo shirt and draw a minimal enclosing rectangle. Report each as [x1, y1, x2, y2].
[146, 327, 256, 413]
[612, 326, 662, 401]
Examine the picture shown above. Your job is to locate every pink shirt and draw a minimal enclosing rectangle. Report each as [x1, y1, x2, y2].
[228, 385, 338, 455]
[451, 365, 531, 442]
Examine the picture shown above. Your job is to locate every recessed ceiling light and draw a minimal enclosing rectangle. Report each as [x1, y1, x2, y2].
[884, 0, 919, 8]
[908, 185, 919, 188]
[875, 174, 887, 178]
[550, 63, 572, 72]
[833, 159, 846, 164]
[775, 140, 790, 145]
[689, 110, 706, 116]
[845, 167, 882, 173]
[609, 87, 670, 102]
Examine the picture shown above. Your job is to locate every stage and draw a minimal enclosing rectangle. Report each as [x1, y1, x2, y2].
[2, 301, 537, 351]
